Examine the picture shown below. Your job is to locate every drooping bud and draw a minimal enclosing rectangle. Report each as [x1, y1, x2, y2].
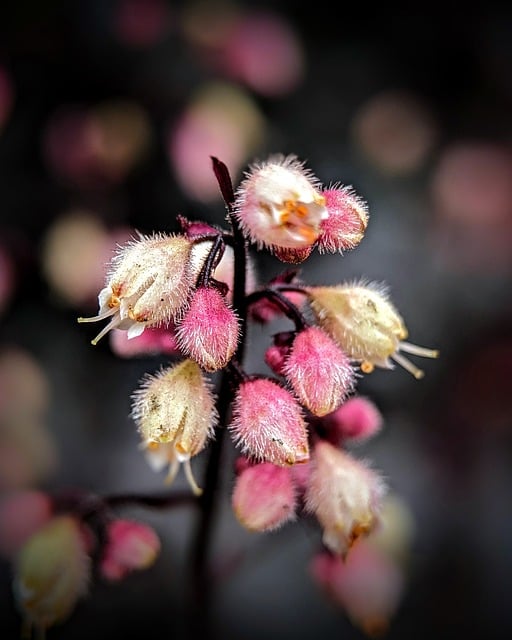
[131, 359, 218, 494]
[233, 154, 327, 256]
[282, 326, 355, 416]
[317, 186, 369, 253]
[13, 515, 90, 634]
[0, 490, 52, 558]
[176, 286, 239, 371]
[305, 440, 386, 557]
[264, 331, 295, 376]
[229, 377, 309, 466]
[323, 396, 383, 444]
[77, 232, 193, 345]
[307, 281, 439, 378]
[232, 462, 297, 532]
[100, 519, 161, 582]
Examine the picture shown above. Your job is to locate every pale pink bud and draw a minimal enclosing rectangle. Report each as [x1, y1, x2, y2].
[131, 359, 218, 495]
[310, 545, 404, 637]
[307, 281, 439, 378]
[317, 186, 369, 253]
[78, 232, 193, 345]
[176, 286, 239, 371]
[100, 519, 161, 581]
[0, 490, 52, 557]
[305, 441, 386, 557]
[109, 324, 180, 358]
[282, 326, 355, 417]
[232, 462, 297, 531]
[229, 377, 309, 466]
[14, 515, 90, 632]
[233, 154, 327, 254]
[323, 396, 383, 443]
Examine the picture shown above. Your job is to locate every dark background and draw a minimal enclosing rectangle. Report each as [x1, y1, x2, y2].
[1, 1, 512, 639]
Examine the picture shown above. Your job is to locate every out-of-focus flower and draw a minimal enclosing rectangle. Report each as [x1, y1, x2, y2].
[307, 281, 439, 378]
[13, 515, 90, 635]
[112, 0, 171, 48]
[305, 440, 386, 557]
[167, 81, 266, 203]
[232, 462, 297, 532]
[100, 519, 161, 581]
[109, 324, 181, 358]
[0, 490, 52, 558]
[317, 186, 369, 254]
[351, 89, 438, 176]
[176, 286, 240, 372]
[131, 359, 218, 495]
[322, 396, 384, 444]
[229, 377, 309, 466]
[249, 271, 306, 324]
[282, 326, 355, 417]
[77, 233, 193, 345]
[234, 154, 327, 256]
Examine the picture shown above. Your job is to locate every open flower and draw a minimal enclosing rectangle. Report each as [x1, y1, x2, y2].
[233, 154, 327, 257]
[131, 359, 218, 495]
[78, 232, 193, 345]
[307, 280, 439, 378]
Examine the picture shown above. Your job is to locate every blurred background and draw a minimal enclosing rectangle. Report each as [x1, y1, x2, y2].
[0, 1, 511, 639]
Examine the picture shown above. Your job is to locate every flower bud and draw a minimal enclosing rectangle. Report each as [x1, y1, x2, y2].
[232, 462, 297, 532]
[131, 359, 218, 494]
[0, 490, 52, 557]
[323, 396, 383, 444]
[229, 377, 309, 466]
[176, 286, 239, 371]
[307, 281, 439, 378]
[13, 515, 90, 633]
[78, 232, 193, 345]
[317, 186, 368, 253]
[263, 331, 295, 375]
[234, 154, 327, 254]
[282, 326, 355, 416]
[100, 519, 161, 581]
[305, 440, 386, 557]
[109, 324, 181, 358]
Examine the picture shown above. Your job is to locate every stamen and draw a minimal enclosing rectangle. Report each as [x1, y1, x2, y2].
[183, 458, 203, 496]
[77, 306, 117, 324]
[164, 456, 180, 486]
[391, 352, 424, 379]
[89, 314, 123, 346]
[360, 361, 374, 374]
[399, 341, 439, 359]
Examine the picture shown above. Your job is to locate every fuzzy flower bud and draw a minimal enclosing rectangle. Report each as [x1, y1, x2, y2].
[317, 186, 369, 253]
[307, 281, 439, 378]
[229, 377, 309, 466]
[78, 232, 193, 345]
[100, 519, 161, 582]
[305, 441, 386, 557]
[176, 286, 240, 371]
[131, 359, 218, 495]
[13, 515, 90, 634]
[264, 331, 295, 375]
[282, 326, 355, 417]
[232, 462, 297, 532]
[323, 396, 383, 444]
[233, 154, 327, 255]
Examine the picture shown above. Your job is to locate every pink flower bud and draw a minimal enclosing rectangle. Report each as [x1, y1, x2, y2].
[232, 462, 297, 531]
[305, 441, 386, 557]
[0, 490, 52, 557]
[229, 377, 309, 466]
[234, 154, 327, 254]
[176, 286, 239, 371]
[323, 396, 383, 443]
[307, 281, 439, 378]
[264, 331, 295, 375]
[282, 326, 355, 417]
[100, 519, 161, 581]
[131, 359, 218, 494]
[14, 515, 90, 633]
[109, 324, 181, 358]
[317, 186, 369, 253]
[310, 544, 404, 637]
[78, 232, 193, 345]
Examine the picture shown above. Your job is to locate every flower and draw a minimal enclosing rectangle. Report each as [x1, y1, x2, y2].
[77, 232, 193, 345]
[322, 396, 383, 444]
[282, 326, 355, 416]
[307, 280, 439, 378]
[131, 359, 218, 495]
[317, 185, 369, 253]
[13, 515, 90, 635]
[233, 154, 327, 256]
[229, 377, 309, 466]
[305, 440, 386, 557]
[176, 285, 240, 371]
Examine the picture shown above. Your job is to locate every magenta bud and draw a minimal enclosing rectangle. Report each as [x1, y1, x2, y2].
[317, 186, 368, 253]
[323, 396, 383, 443]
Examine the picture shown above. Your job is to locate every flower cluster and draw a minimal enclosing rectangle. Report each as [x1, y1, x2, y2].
[5, 153, 437, 636]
